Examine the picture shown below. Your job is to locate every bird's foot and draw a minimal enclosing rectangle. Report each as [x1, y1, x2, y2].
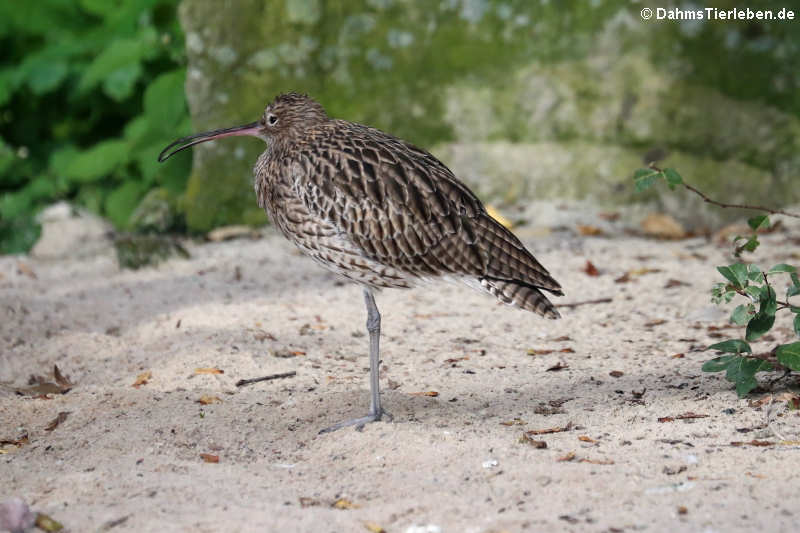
[318, 408, 392, 434]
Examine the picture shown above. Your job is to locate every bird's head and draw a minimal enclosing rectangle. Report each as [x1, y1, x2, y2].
[158, 92, 328, 162]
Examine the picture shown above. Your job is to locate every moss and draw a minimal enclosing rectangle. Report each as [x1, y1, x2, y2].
[178, 1, 800, 231]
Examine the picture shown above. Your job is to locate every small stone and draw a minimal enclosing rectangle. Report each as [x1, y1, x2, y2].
[0, 497, 35, 533]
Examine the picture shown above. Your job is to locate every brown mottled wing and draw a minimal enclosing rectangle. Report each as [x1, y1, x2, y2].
[296, 120, 563, 316]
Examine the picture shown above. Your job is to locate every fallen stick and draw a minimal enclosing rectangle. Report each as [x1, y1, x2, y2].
[556, 297, 612, 309]
[235, 371, 297, 387]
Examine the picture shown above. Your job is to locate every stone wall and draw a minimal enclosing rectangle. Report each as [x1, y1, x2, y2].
[178, 0, 799, 231]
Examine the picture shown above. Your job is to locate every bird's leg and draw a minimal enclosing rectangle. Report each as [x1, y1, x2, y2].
[319, 288, 391, 434]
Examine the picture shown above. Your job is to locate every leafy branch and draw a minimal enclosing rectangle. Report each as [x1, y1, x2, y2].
[634, 166, 800, 397]
[634, 165, 800, 219]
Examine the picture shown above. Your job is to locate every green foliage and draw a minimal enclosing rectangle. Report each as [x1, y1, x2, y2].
[635, 171, 800, 398]
[707, 253, 798, 396]
[632, 166, 683, 193]
[0, 0, 190, 253]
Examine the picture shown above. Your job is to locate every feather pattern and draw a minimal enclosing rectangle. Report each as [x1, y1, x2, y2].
[253, 93, 562, 318]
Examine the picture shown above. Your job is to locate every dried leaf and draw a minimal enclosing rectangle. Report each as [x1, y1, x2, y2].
[676, 412, 708, 420]
[583, 260, 600, 276]
[551, 335, 571, 341]
[629, 267, 663, 276]
[641, 213, 687, 239]
[34, 513, 63, 532]
[546, 362, 568, 372]
[194, 368, 224, 375]
[657, 417, 675, 423]
[299, 497, 321, 508]
[598, 212, 620, 221]
[579, 457, 614, 465]
[443, 356, 470, 364]
[410, 391, 439, 397]
[332, 498, 360, 510]
[559, 347, 575, 353]
[0, 432, 29, 447]
[730, 440, 773, 447]
[206, 225, 258, 242]
[577, 224, 604, 236]
[671, 353, 685, 359]
[519, 434, 547, 448]
[557, 451, 576, 462]
[196, 395, 222, 405]
[677, 506, 688, 515]
[363, 522, 387, 533]
[486, 206, 513, 229]
[578, 436, 597, 443]
[200, 453, 220, 463]
[44, 412, 69, 432]
[526, 348, 553, 356]
[15, 383, 68, 396]
[53, 365, 72, 388]
[664, 279, 690, 288]
[609, 370, 624, 378]
[500, 418, 526, 426]
[132, 370, 152, 388]
[644, 319, 667, 327]
[524, 422, 573, 436]
[17, 262, 37, 279]
[15, 366, 73, 396]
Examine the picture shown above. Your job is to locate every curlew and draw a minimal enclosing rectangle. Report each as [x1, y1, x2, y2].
[159, 93, 563, 433]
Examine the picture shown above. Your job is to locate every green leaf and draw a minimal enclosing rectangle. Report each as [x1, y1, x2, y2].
[795, 315, 800, 338]
[735, 375, 760, 398]
[78, 38, 145, 93]
[747, 215, 770, 231]
[746, 264, 762, 281]
[728, 357, 772, 397]
[737, 235, 759, 254]
[745, 312, 775, 341]
[744, 286, 762, 301]
[64, 139, 129, 182]
[717, 263, 748, 289]
[707, 339, 752, 354]
[105, 181, 147, 228]
[633, 168, 662, 192]
[701, 353, 771, 397]
[758, 286, 777, 316]
[143, 69, 187, 133]
[776, 342, 800, 371]
[730, 304, 754, 325]
[702, 354, 737, 372]
[662, 168, 683, 187]
[27, 61, 69, 95]
[768, 264, 797, 275]
[102, 63, 142, 101]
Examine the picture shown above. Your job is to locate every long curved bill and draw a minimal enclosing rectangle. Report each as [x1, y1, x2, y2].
[158, 122, 261, 162]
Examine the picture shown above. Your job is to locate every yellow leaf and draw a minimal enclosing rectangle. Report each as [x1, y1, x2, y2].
[486, 206, 513, 229]
[332, 498, 360, 509]
[132, 370, 152, 388]
[195, 367, 224, 375]
[196, 395, 222, 405]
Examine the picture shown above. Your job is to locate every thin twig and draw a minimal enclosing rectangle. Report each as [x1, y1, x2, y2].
[649, 164, 800, 219]
[682, 182, 800, 219]
[235, 371, 297, 387]
[556, 297, 612, 309]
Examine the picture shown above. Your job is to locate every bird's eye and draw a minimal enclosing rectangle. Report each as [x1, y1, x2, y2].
[267, 114, 278, 125]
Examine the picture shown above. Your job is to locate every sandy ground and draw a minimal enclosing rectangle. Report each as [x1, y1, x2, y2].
[2, 211, 800, 533]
